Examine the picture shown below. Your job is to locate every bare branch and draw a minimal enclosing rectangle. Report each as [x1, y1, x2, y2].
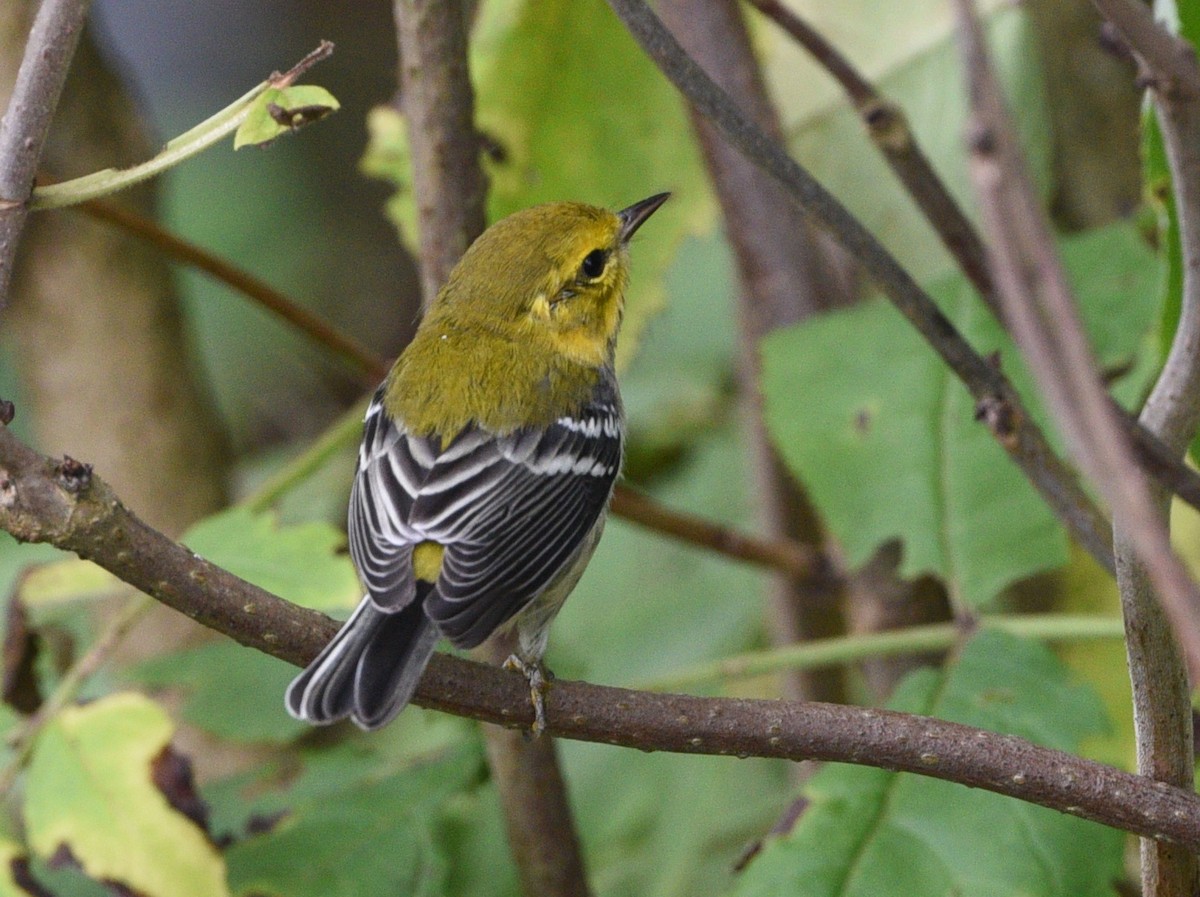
[1089, 1, 1200, 893]
[75, 198, 388, 386]
[1, 426, 1199, 848]
[0, 0, 91, 304]
[746, 0, 1200, 523]
[603, 0, 1114, 572]
[746, 0, 995, 310]
[953, 0, 1200, 670]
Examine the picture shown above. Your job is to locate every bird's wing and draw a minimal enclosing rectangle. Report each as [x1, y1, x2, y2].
[348, 380, 622, 646]
[419, 398, 623, 649]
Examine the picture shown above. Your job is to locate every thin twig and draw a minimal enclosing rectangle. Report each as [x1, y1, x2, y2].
[747, 0, 1200, 521]
[745, 0, 996, 310]
[602, 0, 1115, 574]
[1089, 2, 1200, 894]
[953, 0, 1200, 683]
[75, 198, 387, 385]
[0, 0, 91, 303]
[609, 488, 819, 578]
[0, 428, 1197, 848]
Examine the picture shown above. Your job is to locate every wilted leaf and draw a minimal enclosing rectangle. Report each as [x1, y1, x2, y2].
[234, 85, 340, 149]
[23, 694, 228, 897]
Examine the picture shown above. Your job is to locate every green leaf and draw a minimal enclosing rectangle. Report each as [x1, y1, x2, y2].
[183, 507, 359, 612]
[131, 641, 308, 744]
[234, 85, 340, 149]
[23, 693, 229, 897]
[731, 630, 1121, 897]
[762, 221, 1162, 607]
[226, 743, 483, 897]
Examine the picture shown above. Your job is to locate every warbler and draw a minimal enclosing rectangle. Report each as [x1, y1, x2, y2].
[286, 193, 669, 734]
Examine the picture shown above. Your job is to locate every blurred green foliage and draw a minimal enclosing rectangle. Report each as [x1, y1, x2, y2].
[0, 0, 1175, 895]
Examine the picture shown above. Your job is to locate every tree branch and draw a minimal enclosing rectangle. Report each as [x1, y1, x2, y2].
[745, 0, 995, 311]
[394, 0, 487, 308]
[1088, 2, 1200, 894]
[602, 0, 1115, 575]
[1, 425, 1199, 849]
[745, 0, 1200, 526]
[954, 0, 1200, 678]
[0, 0, 90, 304]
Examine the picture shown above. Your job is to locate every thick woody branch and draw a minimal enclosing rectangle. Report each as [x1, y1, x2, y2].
[0, 0, 90, 303]
[1, 426, 1199, 848]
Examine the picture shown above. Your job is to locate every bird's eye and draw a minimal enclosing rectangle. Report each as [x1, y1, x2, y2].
[580, 249, 608, 279]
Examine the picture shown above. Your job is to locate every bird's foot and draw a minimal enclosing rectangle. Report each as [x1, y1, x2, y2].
[503, 655, 553, 737]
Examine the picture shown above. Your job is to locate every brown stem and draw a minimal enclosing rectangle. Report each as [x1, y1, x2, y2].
[394, 0, 487, 307]
[745, 0, 995, 311]
[74, 198, 388, 385]
[391, 3, 585, 894]
[0, 0, 90, 303]
[1089, 2, 1200, 894]
[0, 426, 1198, 848]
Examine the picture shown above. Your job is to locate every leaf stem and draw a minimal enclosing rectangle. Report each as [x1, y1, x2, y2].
[638, 614, 1126, 692]
[28, 41, 335, 211]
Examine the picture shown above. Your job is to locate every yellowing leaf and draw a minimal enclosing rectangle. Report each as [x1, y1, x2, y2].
[0, 838, 37, 897]
[17, 559, 125, 608]
[24, 693, 228, 897]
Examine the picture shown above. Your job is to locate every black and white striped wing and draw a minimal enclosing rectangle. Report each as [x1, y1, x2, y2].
[347, 384, 623, 648]
[421, 406, 622, 648]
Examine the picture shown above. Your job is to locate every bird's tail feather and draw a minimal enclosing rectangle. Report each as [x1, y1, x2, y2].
[285, 594, 438, 730]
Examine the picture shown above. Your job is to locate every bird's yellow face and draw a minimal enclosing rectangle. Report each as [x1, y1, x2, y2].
[522, 209, 629, 367]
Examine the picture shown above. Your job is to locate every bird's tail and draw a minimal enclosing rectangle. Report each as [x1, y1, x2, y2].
[285, 593, 439, 730]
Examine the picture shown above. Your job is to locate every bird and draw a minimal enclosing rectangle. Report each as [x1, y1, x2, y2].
[286, 192, 670, 734]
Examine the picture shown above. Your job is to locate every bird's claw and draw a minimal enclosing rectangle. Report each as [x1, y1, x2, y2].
[504, 655, 552, 737]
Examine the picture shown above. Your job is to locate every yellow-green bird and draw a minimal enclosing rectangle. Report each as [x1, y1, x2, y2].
[286, 193, 669, 733]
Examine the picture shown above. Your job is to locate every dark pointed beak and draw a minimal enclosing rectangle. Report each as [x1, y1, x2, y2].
[618, 192, 670, 243]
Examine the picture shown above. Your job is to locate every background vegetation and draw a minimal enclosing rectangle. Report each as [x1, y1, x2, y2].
[0, 0, 1197, 895]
